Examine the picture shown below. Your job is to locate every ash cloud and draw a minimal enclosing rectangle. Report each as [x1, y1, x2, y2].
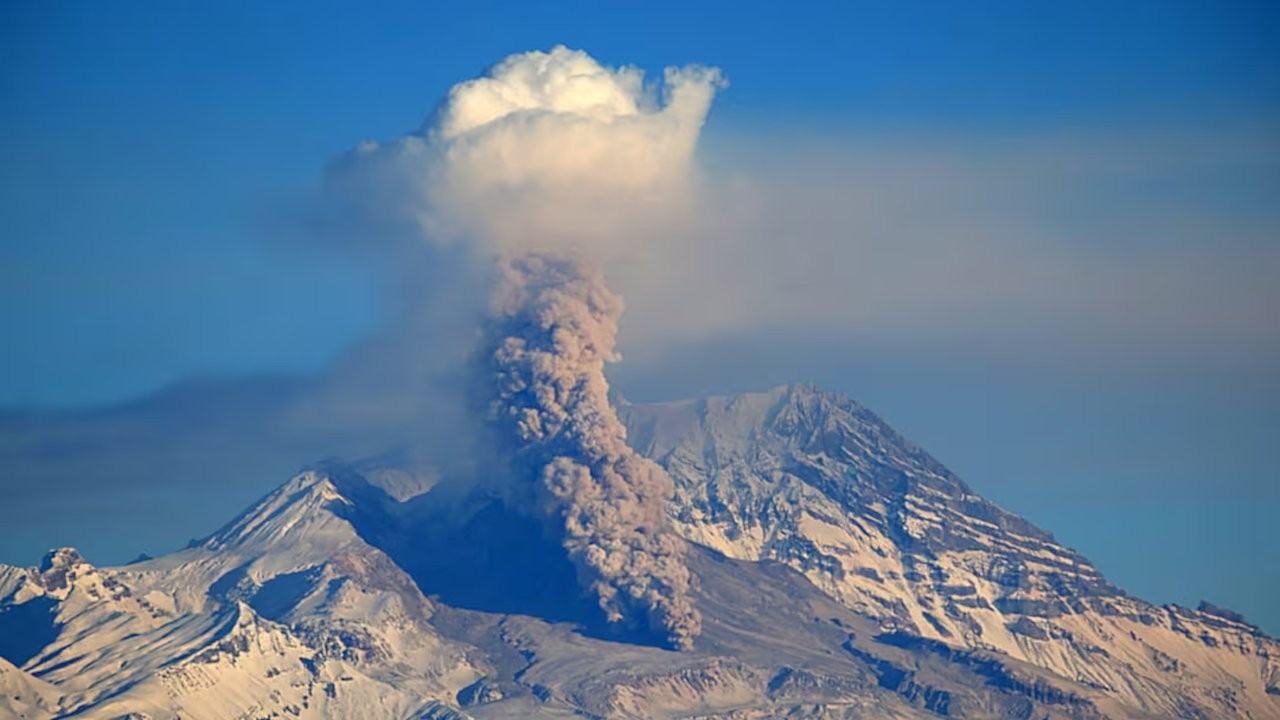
[481, 253, 700, 648]
[326, 46, 722, 647]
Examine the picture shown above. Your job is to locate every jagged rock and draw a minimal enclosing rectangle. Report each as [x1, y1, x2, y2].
[0, 384, 1274, 719]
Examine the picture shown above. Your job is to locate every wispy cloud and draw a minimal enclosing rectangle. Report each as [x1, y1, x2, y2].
[609, 126, 1280, 377]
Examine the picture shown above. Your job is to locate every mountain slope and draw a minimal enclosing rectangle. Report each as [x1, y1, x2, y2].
[0, 472, 477, 719]
[0, 655, 57, 720]
[0, 384, 1274, 719]
[620, 384, 1280, 718]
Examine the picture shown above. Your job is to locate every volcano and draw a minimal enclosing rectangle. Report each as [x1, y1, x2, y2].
[1, 384, 1276, 719]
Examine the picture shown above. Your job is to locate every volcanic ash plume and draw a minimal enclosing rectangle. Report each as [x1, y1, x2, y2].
[481, 252, 701, 650]
[334, 45, 723, 259]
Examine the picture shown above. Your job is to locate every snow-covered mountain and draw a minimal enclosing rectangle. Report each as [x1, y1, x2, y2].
[1, 385, 1275, 719]
[622, 385, 1280, 718]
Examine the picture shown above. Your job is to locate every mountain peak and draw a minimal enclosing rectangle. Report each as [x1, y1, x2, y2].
[2, 384, 1276, 718]
[202, 470, 354, 554]
[38, 547, 85, 573]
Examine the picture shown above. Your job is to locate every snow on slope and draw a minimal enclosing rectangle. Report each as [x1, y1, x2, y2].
[0, 470, 479, 719]
[1, 384, 1276, 719]
[0, 655, 57, 720]
[621, 384, 1280, 719]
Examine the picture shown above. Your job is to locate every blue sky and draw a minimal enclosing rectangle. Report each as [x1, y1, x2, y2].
[2, 1, 1278, 630]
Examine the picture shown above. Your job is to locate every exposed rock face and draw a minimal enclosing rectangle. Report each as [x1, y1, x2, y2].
[620, 384, 1280, 719]
[0, 384, 1275, 719]
[0, 471, 479, 720]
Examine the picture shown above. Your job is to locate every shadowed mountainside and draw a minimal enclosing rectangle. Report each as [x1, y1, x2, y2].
[0, 384, 1275, 719]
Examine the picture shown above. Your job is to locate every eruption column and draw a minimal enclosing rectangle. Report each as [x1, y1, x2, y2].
[481, 251, 701, 650]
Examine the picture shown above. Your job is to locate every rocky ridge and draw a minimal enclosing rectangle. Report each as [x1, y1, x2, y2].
[0, 384, 1274, 719]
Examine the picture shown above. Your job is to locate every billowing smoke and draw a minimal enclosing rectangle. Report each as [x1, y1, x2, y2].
[337, 45, 723, 258]
[329, 47, 721, 647]
[481, 253, 700, 649]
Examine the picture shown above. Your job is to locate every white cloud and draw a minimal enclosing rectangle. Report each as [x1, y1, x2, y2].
[342, 45, 723, 257]
[325, 48, 1279, 378]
